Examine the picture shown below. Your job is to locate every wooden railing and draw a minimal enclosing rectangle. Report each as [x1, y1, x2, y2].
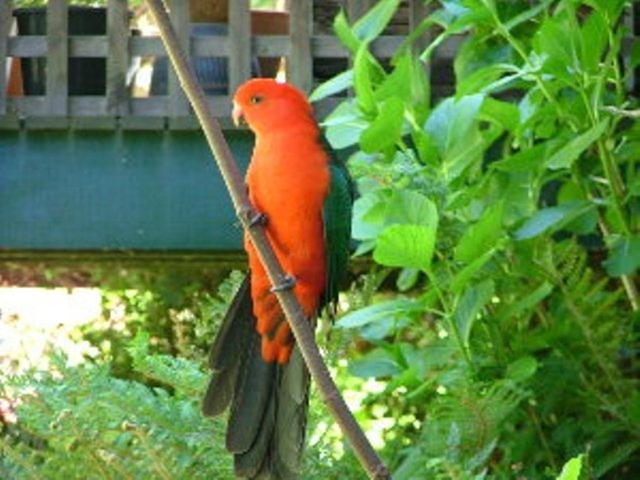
[0, 0, 443, 130]
[0, 1, 637, 131]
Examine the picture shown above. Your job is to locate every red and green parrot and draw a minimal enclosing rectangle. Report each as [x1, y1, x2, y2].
[202, 79, 353, 479]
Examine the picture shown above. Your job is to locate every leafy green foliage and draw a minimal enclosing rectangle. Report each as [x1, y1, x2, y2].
[3, 1, 640, 478]
[557, 454, 585, 480]
[1, 343, 233, 479]
[0, 267, 372, 479]
[313, 0, 640, 477]
[0, 317, 363, 480]
[81, 266, 244, 379]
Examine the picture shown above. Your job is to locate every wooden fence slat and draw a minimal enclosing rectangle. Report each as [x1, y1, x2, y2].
[623, 6, 637, 92]
[107, 0, 129, 116]
[46, 0, 68, 116]
[7, 94, 224, 119]
[409, 0, 433, 91]
[228, 0, 251, 95]
[132, 35, 223, 57]
[7, 33, 461, 61]
[0, 0, 12, 115]
[168, 0, 189, 117]
[409, 0, 430, 56]
[288, 0, 313, 92]
[9, 36, 47, 57]
[346, 0, 372, 23]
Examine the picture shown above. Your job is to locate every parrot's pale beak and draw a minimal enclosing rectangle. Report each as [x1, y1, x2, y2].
[232, 102, 244, 127]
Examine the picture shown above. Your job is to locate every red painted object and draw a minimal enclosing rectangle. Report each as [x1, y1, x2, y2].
[6, 58, 24, 96]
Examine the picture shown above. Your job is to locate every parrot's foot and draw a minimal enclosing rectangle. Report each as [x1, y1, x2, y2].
[248, 211, 268, 227]
[270, 274, 296, 293]
[239, 206, 268, 228]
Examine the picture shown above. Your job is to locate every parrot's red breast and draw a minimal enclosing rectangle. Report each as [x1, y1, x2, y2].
[233, 79, 330, 364]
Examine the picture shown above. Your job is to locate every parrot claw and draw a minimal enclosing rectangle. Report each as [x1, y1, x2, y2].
[271, 274, 296, 293]
[239, 207, 268, 228]
[248, 211, 268, 227]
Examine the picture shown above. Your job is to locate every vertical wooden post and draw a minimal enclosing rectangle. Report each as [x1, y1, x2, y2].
[228, 0, 251, 96]
[168, 0, 189, 117]
[345, 0, 370, 100]
[46, 0, 68, 116]
[288, 0, 312, 92]
[107, 0, 129, 116]
[409, 0, 430, 55]
[346, 0, 371, 23]
[623, 4, 637, 93]
[0, 0, 12, 115]
[409, 0, 432, 83]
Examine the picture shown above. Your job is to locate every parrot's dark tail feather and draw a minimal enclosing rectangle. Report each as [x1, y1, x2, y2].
[202, 276, 310, 480]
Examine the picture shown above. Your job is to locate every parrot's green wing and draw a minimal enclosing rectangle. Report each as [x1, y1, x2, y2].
[322, 143, 354, 312]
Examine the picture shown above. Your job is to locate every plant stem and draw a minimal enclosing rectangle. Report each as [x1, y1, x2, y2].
[0, 438, 44, 480]
[495, 0, 639, 312]
[143, 1, 389, 478]
[426, 269, 474, 370]
[558, 283, 626, 402]
[601, 106, 640, 118]
[576, 84, 639, 311]
[526, 405, 558, 472]
[133, 429, 173, 480]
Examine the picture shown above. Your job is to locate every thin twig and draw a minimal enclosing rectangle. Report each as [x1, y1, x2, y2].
[143, 1, 390, 478]
[601, 105, 640, 118]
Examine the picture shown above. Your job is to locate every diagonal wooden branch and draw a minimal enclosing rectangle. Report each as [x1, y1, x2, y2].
[143, 1, 390, 478]
[601, 105, 640, 119]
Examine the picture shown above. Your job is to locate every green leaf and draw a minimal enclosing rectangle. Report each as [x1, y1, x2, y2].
[413, 129, 439, 164]
[333, 9, 360, 53]
[323, 101, 368, 149]
[385, 190, 439, 228]
[514, 201, 594, 240]
[425, 94, 485, 156]
[309, 70, 353, 102]
[442, 128, 488, 182]
[352, 0, 402, 43]
[586, 0, 626, 22]
[353, 190, 438, 244]
[457, 64, 520, 96]
[497, 282, 554, 321]
[479, 97, 520, 133]
[336, 299, 420, 329]
[604, 236, 640, 276]
[375, 54, 425, 107]
[450, 247, 498, 293]
[556, 454, 584, 480]
[360, 96, 404, 153]
[454, 202, 505, 264]
[374, 224, 437, 270]
[397, 268, 420, 292]
[580, 10, 608, 73]
[534, 11, 580, 83]
[354, 42, 378, 115]
[350, 348, 401, 378]
[492, 142, 548, 172]
[503, 0, 553, 31]
[557, 182, 598, 234]
[454, 34, 513, 84]
[631, 38, 640, 70]
[352, 192, 386, 241]
[454, 280, 494, 346]
[545, 120, 608, 170]
[506, 356, 538, 382]
[628, 391, 640, 423]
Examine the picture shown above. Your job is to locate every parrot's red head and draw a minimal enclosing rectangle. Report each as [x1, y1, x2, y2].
[232, 79, 315, 136]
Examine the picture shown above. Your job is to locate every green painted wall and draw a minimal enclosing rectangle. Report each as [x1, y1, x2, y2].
[0, 130, 254, 251]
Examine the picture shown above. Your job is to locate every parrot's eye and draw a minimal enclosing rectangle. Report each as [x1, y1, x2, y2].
[250, 95, 264, 105]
